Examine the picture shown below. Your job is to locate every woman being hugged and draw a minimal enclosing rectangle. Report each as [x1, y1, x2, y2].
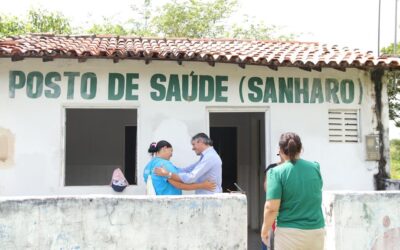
[143, 140, 215, 195]
[261, 132, 325, 250]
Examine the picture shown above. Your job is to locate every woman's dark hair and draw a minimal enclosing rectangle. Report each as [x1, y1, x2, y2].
[279, 132, 302, 163]
[148, 140, 172, 155]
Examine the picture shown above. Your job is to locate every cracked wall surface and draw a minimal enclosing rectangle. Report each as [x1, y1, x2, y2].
[0, 194, 247, 249]
[323, 191, 400, 250]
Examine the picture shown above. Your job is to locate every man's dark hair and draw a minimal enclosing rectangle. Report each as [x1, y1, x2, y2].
[192, 133, 213, 146]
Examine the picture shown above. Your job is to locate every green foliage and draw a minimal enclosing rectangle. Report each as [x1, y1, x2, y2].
[0, 1, 295, 40]
[381, 43, 400, 55]
[152, 0, 237, 38]
[0, 15, 25, 36]
[0, 8, 71, 37]
[229, 15, 296, 40]
[386, 71, 400, 127]
[128, 0, 156, 36]
[390, 139, 400, 179]
[381, 44, 400, 127]
[26, 9, 71, 34]
[383, 60, 400, 127]
[87, 17, 128, 35]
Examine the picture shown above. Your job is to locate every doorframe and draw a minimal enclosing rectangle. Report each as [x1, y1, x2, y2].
[206, 106, 271, 230]
[206, 106, 271, 168]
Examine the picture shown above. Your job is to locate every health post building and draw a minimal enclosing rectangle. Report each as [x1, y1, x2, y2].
[0, 35, 399, 230]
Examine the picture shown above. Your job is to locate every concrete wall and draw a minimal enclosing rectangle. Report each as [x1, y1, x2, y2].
[323, 191, 400, 250]
[0, 193, 247, 250]
[0, 58, 388, 195]
[1, 191, 399, 249]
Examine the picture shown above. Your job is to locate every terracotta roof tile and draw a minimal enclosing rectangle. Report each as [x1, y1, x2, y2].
[0, 34, 399, 69]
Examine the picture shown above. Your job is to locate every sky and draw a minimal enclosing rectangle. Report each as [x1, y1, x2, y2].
[3, 0, 400, 138]
[2, 0, 397, 54]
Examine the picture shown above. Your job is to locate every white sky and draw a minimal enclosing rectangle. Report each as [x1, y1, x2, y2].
[3, 0, 400, 138]
[3, 0, 397, 54]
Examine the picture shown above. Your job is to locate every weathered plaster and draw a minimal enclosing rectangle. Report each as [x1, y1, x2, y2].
[371, 69, 391, 190]
[0, 194, 247, 249]
[323, 191, 400, 250]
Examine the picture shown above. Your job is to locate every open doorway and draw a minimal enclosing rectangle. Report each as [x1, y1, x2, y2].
[209, 112, 266, 249]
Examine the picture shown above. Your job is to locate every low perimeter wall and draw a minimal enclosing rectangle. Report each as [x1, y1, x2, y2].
[323, 191, 400, 250]
[0, 194, 247, 249]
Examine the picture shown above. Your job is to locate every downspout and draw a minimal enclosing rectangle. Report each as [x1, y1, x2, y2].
[371, 68, 390, 190]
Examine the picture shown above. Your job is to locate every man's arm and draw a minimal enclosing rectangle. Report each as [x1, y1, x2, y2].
[168, 179, 216, 191]
[177, 156, 213, 183]
[154, 156, 213, 184]
[153, 159, 199, 181]
[178, 162, 197, 173]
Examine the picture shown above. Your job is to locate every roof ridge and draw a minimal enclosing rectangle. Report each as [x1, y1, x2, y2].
[6, 34, 321, 44]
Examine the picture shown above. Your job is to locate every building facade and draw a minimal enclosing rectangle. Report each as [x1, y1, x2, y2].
[0, 35, 398, 230]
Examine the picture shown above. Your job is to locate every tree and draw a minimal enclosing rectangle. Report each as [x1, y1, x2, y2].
[87, 17, 128, 35]
[1, 2, 294, 41]
[390, 139, 400, 179]
[0, 15, 25, 37]
[151, 0, 236, 38]
[381, 43, 400, 127]
[386, 71, 400, 127]
[229, 15, 295, 40]
[381, 43, 400, 55]
[25, 9, 71, 34]
[128, 0, 155, 36]
[0, 8, 71, 37]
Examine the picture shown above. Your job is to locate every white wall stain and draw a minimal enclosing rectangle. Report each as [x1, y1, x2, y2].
[0, 127, 14, 168]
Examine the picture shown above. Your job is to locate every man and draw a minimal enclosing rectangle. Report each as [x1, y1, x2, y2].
[154, 133, 222, 194]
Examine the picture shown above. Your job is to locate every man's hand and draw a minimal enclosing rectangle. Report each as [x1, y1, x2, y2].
[154, 167, 168, 176]
[260, 223, 270, 247]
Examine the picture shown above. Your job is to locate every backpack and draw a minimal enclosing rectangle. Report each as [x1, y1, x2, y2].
[110, 168, 129, 192]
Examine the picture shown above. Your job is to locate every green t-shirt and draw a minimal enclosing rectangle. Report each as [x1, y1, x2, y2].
[266, 159, 325, 230]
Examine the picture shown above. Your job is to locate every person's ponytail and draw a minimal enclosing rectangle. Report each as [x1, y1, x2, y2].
[279, 132, 302, 164]
[287, 138, 297, 162]
[148, 142, 158, 155]
[147, 140, 172, 156]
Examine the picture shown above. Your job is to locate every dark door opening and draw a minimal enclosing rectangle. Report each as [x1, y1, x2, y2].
[124, 126, 137, 185]
[210, 127, 237, 192]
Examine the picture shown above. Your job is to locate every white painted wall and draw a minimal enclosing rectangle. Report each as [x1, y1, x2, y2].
[0, 191, 398, 250]
[0, 58, 387, 195]
[0, 194, 247, 249]
[323, 191, 400, 250]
